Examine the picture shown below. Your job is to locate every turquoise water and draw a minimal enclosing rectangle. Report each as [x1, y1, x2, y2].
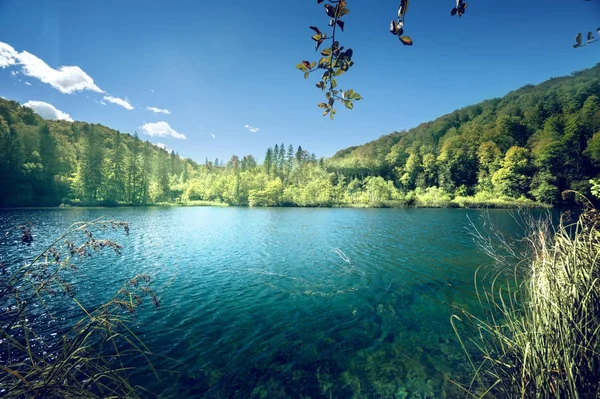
[0, 207, 551, 398]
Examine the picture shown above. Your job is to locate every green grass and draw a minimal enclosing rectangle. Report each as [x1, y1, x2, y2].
[453, 205, 600, 398]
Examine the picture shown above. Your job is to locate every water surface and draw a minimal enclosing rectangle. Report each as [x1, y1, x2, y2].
[0, 207, 550, 398]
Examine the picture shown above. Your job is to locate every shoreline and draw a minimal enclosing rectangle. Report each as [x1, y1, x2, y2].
[0, 200, 553, 210]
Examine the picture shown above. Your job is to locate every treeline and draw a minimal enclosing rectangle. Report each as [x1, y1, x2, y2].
[2, 63, 600, 208]
[0, 98, 199, 207]
[326, 64, 600, 205]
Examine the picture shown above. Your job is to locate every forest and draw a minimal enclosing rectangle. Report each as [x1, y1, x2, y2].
[1, 63, 600, 208]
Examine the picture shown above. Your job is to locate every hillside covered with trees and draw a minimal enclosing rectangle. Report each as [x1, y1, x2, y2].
[1, 63, 600, 208]
[327, 64, 600, 205]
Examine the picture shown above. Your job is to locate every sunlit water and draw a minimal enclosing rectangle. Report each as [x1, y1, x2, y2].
[0, 207, 554, 398]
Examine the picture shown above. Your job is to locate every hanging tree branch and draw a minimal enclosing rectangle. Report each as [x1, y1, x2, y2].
[297, 0, 471, 119]
[296, 0, 362, 120]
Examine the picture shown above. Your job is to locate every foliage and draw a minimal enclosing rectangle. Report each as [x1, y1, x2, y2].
[0, 220, 160, 398]
[453, 205, 600, 397]
[327, 63, 600, 206]
[3, 64, 600, 208]
[296, 0, 362, 119]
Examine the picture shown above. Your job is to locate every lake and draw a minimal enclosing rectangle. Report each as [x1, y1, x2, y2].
[0, 207, 553, 398]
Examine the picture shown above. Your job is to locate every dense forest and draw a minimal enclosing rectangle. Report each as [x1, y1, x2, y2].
[1, 64, 600, 208]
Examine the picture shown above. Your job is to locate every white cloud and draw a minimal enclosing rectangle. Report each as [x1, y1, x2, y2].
[103, 95, 134, 110]
[150, 89, 154, 93]
[23, 100, 73, 122]
[153, 142, 171, 152]
[211, 133, 215, 138]
[0, 42, 103, 94]
[146, 106, 171, 114]
[0, 42, 17, 68]
[10, 70, 17, 76]
[244, 124, 259, 133]
[24, 81, 31, 86]
[139, 121, 186, 139]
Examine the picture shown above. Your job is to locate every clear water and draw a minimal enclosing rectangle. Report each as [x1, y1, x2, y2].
[0, 207, 552, 398]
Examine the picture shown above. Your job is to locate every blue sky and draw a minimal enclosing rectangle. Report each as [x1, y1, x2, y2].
[0, 0, 599, 163]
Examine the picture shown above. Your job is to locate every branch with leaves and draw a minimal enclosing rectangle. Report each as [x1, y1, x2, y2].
[298, 0, 470, 119]
[296, 0, 362, 120]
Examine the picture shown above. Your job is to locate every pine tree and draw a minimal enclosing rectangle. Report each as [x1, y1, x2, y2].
[264, 147, 274, 175]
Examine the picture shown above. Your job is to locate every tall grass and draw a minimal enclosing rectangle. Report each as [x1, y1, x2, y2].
[453, 204, 600, 398]
[0, 219, 160, 398]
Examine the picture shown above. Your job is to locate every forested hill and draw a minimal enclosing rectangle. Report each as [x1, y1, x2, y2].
[327, 63, 600, 203]
[0, 99, 202, 207]
[1, 63, 600, 208]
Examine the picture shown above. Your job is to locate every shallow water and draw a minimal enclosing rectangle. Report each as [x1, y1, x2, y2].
[0, 207, 553, 398]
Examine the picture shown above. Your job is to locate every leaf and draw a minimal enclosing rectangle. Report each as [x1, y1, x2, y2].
[399, 36, 413, 46]
[296, 63, 308, 71]
[315, 40, 324, 52]
[304, 72, 310, 79]
[321, 48, 332, 56]
[328, 97, 335, 107]
[324, 4, 336, 17]
[351, 92, 362, 101]
[330, 107, 336, 120]
[390, 20, 403, 36]
[323, 109, 330, 117]
[345, 89, 354, 98]
[317, 102, 328, 109]
[326, 91, 331, 99]
[302, 60, 311, 68]
[331, 79, 337, 89]
[310, 61, 317, 69]
[318, 57, 330, 66]
[311, 34, 323, 42]
[342, 99, 353, 109]
[317, 0, 325, 3]
[309, 26, 321, 35]
[451, 8, 457, 16]
[336, 20, 345, 31]
[316, 81, 326, 90]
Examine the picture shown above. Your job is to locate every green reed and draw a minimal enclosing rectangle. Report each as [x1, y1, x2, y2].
[0, 219, 161, 399]
[453, 206, 600, 398]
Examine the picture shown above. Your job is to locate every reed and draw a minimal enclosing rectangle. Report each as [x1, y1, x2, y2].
[0, 219, 160, 398]
[453, 204, 600, 398]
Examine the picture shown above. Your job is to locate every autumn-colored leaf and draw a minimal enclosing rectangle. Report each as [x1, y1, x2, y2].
[330, 107, 336, 120]
[317, 102, 328, 109]
[311, 34, 323, 42]
[399, 35, 413, 46]
[328, 97, 335, 107]
[315, 40, 324, 51]
[310, 26, 321, 35]
[302, 60, 311, 68]
[321, 48, 332, 56]
[336, 20, 345, 31]
[304, 72, 310, 79]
